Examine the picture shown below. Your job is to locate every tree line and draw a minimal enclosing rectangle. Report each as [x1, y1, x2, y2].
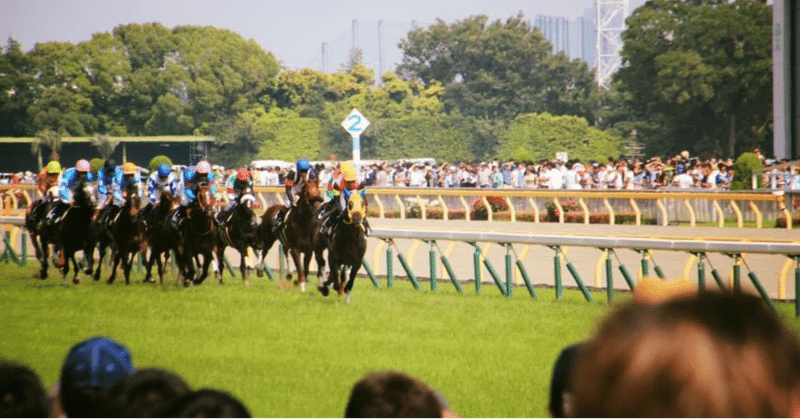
[0, 0, 772, 167]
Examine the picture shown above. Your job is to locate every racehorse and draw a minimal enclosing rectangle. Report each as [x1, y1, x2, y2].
[314, 189, 368, 303]
[93, 195, 115, 281]
[25, 188, 57, 279]
[52, 181, 96, 285]
[176, 183, 217, 286]
[258, 179, 322, 291]
[216, 188, 261, 284]
[106, 183, 147, 285]
[143, 188, 179, 284]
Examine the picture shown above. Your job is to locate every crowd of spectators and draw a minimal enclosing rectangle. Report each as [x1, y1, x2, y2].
[3, 149, 799, 192]
[1, 336, 457, 418]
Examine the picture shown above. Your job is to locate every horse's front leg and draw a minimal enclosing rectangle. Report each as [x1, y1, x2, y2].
[194, 252, 212, 285]
[60, 249, 71, 286]
[239, 247, 249, 285]
[38, 237, 49, 280]
[215, 246, 226, 284]
[94, 243, 105, 281]
[289, 249, 305, 292]
[70, 253, 81, 285]
[122, 250, 134, 285]
[344, 263, 360, 303]
[83, 241, 94, 276]
[107, 251, 121, 284]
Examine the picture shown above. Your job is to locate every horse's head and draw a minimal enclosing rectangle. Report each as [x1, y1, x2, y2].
[343, 189, 367, 226]
[123, 182, 141, 216]
[74, 181, 95, 208]
[195, 183, 214, 214]
[299, 179, 320, 205]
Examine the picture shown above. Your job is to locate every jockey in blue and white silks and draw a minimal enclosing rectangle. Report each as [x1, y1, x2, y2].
[171, 161, 217, 228]
[111, 163, 143, 207]
[147, 163, 176, 205]
[48, 159, 94, 225]
[96, 160, 121, 210]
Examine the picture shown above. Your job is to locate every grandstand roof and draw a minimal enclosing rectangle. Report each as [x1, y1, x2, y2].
[0, 136, 214, 143]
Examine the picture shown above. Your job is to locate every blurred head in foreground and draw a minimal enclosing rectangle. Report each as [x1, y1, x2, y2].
[570, 292, 800, 417]
[345, 371, 453, 418]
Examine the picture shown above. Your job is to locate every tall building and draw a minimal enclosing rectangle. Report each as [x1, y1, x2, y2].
[533, 16, 570, 56]
[534, 14, 596, 69]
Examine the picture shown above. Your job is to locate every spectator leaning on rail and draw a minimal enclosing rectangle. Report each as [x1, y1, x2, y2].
[47, 159, 95, 226]
[143, 163, 176, 224]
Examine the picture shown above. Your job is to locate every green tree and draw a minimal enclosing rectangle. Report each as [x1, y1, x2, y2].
[398, 14, 598, 121]
[31, 129, 63, 168]
[148, 155, 173, 173]
[89, 134, 121, 160]
[0, 38, 34, 136]
[496, 113, 622, 163]
[615, 0, 772, 158]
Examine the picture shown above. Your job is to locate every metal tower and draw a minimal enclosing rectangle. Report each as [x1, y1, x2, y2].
[595, 0, 628, 89]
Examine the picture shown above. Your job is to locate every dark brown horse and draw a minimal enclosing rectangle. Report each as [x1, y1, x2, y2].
[143, 189, 179, 284]
[313, 189, 368, 303]
[107, 184, 147, 285]
[258, 179, 322, 291]
[216, 189, 261, 285]
[25, 188, 57, 279]
[53, 182, 96, 285]
[177, 183, 218, 286]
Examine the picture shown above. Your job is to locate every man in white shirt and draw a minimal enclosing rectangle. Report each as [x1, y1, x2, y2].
[548, 164, 564, 189]
[671, 169, 694, 188]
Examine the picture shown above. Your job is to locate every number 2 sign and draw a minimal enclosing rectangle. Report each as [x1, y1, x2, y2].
[341, 109, 370, 137]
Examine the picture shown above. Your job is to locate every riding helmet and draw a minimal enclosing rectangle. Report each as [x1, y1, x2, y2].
[46, 161, 62, 174]
[237, 168, 250, 181]
[340, 162, 357, 182]
[296, 158, 311, 172]
[196, 161, 211, 174]
[183, 167, 197, 182]
[76, 159, 91, 172]
[123, 162, 137, 175]
[157, 163, 171, 178]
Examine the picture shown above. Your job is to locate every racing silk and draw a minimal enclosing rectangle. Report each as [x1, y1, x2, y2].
[37, 167, 59, 197]
[111, 170, 143, 206]
[173, 167, 217, 206]
[225, 175, 252, 209]
[58, 168, 95, 202]
[97, 167, 122, 208]
[147, 171, 177, 204]
[285, 168, 315, 205]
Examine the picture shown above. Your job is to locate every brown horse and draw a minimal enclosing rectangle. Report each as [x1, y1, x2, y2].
[106, 184, 147, 285]
[313, 189, 368, 303]
[216, 188, 261, 285]
[143, 188, 179, 284]
[25, 188, 57, 279]
[179, 183, 218, 286]
[258, 179, 322, 291]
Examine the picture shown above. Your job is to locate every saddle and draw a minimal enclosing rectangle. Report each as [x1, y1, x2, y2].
[271, 207, 290, 235]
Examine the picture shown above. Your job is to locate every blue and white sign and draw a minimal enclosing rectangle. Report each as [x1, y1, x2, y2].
[341, 108, 370, 137]
[341, 109, 370, 170]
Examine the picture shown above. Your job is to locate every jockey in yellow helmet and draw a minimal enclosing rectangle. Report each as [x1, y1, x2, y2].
[318, 161, 361, 236]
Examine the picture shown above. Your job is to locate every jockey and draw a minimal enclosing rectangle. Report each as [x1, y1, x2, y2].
[284, 158, 315, 208]
[47, 159, 94, 225]
[37, 160, 62, 202]
[101, 162, 142, 229]
[96, 160, 121, 212]
[318, 161, 361, 236]
[171, 161, 216, 228]
[219, 168, 253, 224]
[143, 163, 176, 223]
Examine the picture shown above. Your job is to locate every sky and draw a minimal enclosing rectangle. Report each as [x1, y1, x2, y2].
[2, 0, 647, 74]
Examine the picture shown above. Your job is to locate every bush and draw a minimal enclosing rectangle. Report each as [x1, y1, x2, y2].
[148, 155, 173, 174]
[470, 196, 509, 220]
[730, 152, 763, 190]
[90, 158, 104, 173]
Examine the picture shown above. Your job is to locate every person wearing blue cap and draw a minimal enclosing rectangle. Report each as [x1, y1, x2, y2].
[58, 336, 134, 418]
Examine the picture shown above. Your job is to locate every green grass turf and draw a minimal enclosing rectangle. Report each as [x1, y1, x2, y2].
[1, 262, 799, 417]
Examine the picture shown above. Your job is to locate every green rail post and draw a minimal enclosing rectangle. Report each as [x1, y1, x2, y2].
[505, 245, 513, 297]
[640, 250, 649, 277]
[711, 268, 726, 292]
[263, 262, 274, 281]
[654, 264, 666, 279]
[362, 259, 380, 288]
[397, 253, 421, 290]
[515, 260, 537, 299]
[746, 271, 777, 314]
[429, 242, 437, 292]
[795, 256, 800, 317]
[605, 251, 613, 305]
[472, 244, 482, 295]
[733, 254, 741, 293]
[566, 262, 594, 302]
[279, 244, 286, 280]
[554, 247, 562, 301]
[482, 258, 507, 296]
[617, 265, 635, 290]
[440, 256, 463, 293]
[223, 255, 236, 277]
[21, 232, 26, 264]
[697, 253, 705, 294]
[386, 247, 394, 289]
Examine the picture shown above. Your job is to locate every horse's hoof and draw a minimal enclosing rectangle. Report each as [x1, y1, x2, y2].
[73, 278, 80, 285]
[183, 280, 193, 287]
[256, 269, 264, 278]
[300, 282, 307, 292]
[143, 278, 155, 284]
[318, 286, 329, 296]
